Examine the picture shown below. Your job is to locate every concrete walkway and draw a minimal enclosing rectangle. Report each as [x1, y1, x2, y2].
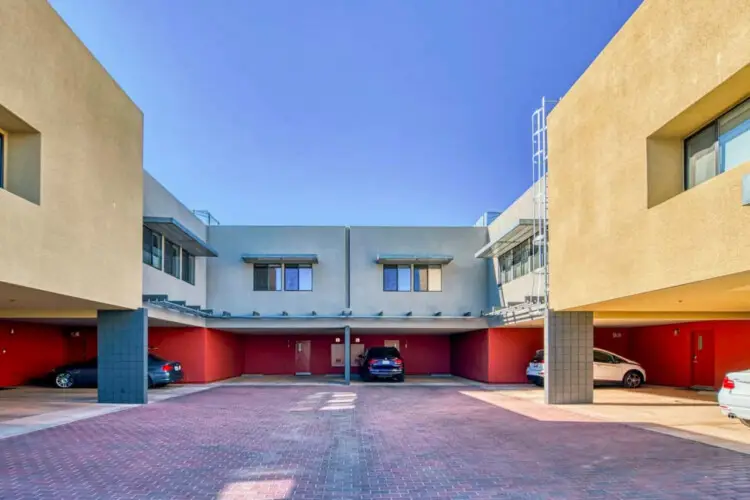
[462, 385, 750, 455]
[0, 384, 215, 440]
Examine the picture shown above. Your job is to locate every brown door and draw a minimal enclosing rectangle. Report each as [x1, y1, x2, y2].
[295, 341, 311, 375]
[691, 330, 715, 388]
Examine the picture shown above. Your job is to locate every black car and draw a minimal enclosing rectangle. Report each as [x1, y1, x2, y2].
[358, 346, 405, 382]
[51, 354, 184, 388]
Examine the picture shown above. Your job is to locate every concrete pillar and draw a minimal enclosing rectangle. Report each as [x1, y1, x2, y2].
[97, 308, 148, 404]
[344, 325, 351, 385]
[544, 310, 593, 404]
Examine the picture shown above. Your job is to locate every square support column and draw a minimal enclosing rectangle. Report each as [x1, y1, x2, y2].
[344, 325, 351, 385]
[97, 308, 148, 404]
[544, 310, 593, 404]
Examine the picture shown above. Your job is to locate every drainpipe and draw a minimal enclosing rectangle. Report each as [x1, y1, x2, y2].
[345, 226, 351, 309]
[344, 325, 351, 385]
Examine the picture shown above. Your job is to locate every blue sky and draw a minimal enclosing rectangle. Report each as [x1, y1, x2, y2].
[50, 0, 641, 226]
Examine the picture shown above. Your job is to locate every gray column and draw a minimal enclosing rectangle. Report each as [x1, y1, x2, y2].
[344, 326, 351, 385]
[544, 310, 593, 404]
[97, 308, 148, 404]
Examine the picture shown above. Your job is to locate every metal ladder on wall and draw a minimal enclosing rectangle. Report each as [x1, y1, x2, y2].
[531, 97, 557, 310]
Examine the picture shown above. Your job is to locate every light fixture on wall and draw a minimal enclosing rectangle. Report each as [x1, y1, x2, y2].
[355, 338, 360, 343]
[674, 329, 679, 336]
[335, 338, 341, 343]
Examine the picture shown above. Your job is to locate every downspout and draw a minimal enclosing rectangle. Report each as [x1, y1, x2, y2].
[345, 226, 351, 309]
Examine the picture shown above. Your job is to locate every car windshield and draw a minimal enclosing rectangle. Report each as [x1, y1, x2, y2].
[368, 347, 400, 359]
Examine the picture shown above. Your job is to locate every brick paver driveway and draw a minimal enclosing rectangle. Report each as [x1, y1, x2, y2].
[1, 386, 749, 499]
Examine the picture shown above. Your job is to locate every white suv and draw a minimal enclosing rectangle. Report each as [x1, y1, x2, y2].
[526, 347, 646, 389]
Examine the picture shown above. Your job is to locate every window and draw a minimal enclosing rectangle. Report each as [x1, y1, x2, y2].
[499, 252, 513, 284]
[284, 264, 313, 291]
[163, 239, 181, 279]
[383, 264, 411, 291]
[413, 264, 442, 292]
[512, 239, 530, 280]
[593, 350, 614, 364]
[181, 249, 195, 285]
[254, 264, 282, 291]
[685, 98, 750, 189]
[0, 128, 5, 189]
[142, 226, 163, 269]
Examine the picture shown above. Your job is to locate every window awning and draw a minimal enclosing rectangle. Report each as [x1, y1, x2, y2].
[375, 254, 454, 265]
[474, 219, 538, 258]
[143, 217, 218, 257]
[241, 254, 319, 264]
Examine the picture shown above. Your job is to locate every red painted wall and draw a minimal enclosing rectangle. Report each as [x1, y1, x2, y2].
[205, 329, 244, 382]
[487, 328, 543, 383]
[712, 321, 750, 389]
[148, 328, 208, 383]
[244, 334, 451, 375]
[450, 330, 490, 382]
[594, 328, 630, 357]
[0, 321, 67, 387]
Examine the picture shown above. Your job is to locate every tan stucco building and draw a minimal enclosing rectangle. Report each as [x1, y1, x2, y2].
[545, 0, 750, 402]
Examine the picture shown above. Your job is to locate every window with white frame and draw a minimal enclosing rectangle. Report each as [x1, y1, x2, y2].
[413, 264, 442, 292]
[685, 98, 750, 189]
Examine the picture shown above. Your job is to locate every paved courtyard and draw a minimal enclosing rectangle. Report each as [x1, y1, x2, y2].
[0, 386, 749, 499]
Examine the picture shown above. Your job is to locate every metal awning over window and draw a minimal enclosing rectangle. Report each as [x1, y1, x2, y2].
[143, 217, 218, 257]
[241, 254, 319, 264]
[375, 254, 454, 265]
[474, 219, 538, 258]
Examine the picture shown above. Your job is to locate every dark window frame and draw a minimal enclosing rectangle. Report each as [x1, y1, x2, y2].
[142, 226, 163, 270]
[383, 264, 411, 292]
[0, 128, 5, 189]
[284, 263, 313, 291]
[181, 249, 195, 285]
[163, 238, 181, 279]
[413, 264, 442, 292]
[253, 263, 282, 291]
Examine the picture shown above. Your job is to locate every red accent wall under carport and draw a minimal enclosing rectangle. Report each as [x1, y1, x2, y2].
[148, 327, 244, 383]
[243, 334, 451, 375]
[487, 328, 543, 383]
[450, 330, 490, 382]
[0, 321, 68, 387]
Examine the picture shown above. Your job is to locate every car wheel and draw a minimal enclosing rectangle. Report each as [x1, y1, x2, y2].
[623, 370, 644, 389]
[395, 374, 405, 383]
[55, 372, 74, 389]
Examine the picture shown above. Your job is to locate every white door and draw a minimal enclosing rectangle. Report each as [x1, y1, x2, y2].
[384, 340, 400, 350]
[593, 350, 621, 382]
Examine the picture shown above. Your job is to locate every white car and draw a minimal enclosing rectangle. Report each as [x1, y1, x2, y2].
[526, 347, 646, 389]
[719, 370, 750, 428]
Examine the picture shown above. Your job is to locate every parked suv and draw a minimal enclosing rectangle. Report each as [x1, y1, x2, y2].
[358, 347, 405, 382]
[526, 347, 646, 388]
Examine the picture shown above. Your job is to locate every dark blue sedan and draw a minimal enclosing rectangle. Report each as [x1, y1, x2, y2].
[51, 354, 184, 388]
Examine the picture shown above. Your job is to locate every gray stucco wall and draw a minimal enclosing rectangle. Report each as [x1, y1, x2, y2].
[206, 226, 348, 315]
[348, 227, 489, 316]
[142, 171, 208, 308]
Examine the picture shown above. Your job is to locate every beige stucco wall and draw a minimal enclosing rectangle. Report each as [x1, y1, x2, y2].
[548, 0, 750, 312]
[0, 1, 143, 310]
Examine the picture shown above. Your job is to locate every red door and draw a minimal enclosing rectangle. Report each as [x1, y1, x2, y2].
[295, 341, 311, 375]
[691, 330, 715, 388]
